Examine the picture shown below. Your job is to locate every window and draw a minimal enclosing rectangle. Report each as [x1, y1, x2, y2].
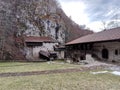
[115, 49, 118, 55]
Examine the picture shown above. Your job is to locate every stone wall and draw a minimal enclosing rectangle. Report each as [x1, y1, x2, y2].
[25, 42, 58, 60]
[93, 42, 120, 62]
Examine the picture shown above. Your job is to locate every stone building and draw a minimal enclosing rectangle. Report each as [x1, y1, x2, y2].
[66, 27, 120, 63]
[24, 36, 58, 61]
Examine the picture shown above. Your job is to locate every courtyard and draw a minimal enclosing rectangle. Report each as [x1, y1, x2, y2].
[0, 60, 120, 90]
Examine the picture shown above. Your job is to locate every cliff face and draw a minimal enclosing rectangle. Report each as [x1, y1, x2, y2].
[0, 0, 93, 60]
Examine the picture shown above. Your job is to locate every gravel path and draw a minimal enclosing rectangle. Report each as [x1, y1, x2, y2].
[79, 54, 120, 71]
[0, 65, 108, 77]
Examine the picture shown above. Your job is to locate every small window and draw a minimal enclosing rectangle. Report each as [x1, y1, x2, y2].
[115, 49, 118, 55]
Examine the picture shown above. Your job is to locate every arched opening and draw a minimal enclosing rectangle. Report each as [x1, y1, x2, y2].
[102, 48, 109, 59]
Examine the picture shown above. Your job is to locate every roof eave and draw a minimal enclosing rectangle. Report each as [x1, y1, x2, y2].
[66, 39, 120, 46]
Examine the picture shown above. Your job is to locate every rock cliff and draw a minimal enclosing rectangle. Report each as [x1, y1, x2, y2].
[0, 0, 93, 60]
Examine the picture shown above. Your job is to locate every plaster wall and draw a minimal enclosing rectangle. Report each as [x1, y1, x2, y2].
[25, 42, 58, 60]
[93, 41, 120, 62]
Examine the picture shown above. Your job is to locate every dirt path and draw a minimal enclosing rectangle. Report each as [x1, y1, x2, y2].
[0, 65, 108, 77]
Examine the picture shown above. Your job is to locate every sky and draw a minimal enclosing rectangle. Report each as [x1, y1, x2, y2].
[58, 0, 120, 32]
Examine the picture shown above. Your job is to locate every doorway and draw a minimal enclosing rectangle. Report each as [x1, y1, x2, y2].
[102, 48, 109, 59]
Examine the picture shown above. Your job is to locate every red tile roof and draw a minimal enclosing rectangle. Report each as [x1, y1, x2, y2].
[25, 36, 57, 43]
[66, 27, 120, 45]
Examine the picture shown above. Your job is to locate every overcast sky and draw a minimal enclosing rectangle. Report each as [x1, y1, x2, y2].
[58, 0, 120, 32]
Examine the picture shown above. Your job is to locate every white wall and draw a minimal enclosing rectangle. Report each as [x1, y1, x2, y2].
[25, 42, 58, 60]
[93, 41, 120, 62]
[43, 43, 57, 51]
[57, 51, 65, 59]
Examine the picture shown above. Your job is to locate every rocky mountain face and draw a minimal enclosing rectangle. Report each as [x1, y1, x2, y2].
[0, 0, 93, 60]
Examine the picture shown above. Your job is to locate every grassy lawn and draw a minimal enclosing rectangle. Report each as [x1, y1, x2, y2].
[0, 72, 120, 90]
[0, 61, 120, 90]
[0, 61, 82, 73]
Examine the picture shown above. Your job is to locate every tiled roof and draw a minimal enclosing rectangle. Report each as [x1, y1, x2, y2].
[66, 27, 120, 45]
[25, 36, 57, 43]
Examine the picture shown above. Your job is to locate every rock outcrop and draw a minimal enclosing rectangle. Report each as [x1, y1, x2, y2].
[0, 0, 93, 60]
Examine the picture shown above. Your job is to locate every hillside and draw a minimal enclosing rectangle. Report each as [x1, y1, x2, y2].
[57, 8, 93, 42]
[0, 0, 93, 60]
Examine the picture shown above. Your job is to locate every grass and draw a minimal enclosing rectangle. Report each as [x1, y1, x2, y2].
[0, 61, 120, 90]
[0, 72, 120, 90]
[0, 61, 81, 73]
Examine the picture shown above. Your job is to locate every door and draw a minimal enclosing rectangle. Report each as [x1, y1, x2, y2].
[102, 49, 109, 59]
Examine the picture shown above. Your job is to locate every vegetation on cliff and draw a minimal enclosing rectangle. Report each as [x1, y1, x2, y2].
[0, 0, 93, 60]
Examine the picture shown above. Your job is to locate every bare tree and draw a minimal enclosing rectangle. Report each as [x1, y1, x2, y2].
[101, 13, 120, 30]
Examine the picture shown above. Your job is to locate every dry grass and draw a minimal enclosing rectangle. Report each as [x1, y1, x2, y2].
[0, 72, 120, 90]
[0, 61, 120, 90]
[0, 61, 82, 73]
